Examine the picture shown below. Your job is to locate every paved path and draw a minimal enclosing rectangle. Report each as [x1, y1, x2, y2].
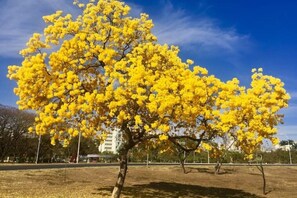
[0, 163, 120, 171]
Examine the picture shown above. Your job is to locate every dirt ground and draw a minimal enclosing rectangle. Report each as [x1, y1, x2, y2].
[0, 165, 296, 198]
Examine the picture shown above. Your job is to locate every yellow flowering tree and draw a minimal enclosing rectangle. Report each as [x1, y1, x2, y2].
[216, 68, 290, 159]
[165, 69, 226, 173]
[165, 68, 289, 173]
[7, 0, 201, 196]
[7, 0, 289, 197]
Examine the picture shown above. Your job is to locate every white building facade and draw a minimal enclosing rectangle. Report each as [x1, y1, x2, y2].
[98, 128, 122, 154]
[274, 144, 293, 151]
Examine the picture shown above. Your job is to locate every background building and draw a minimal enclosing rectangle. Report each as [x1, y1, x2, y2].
[275, 144, 293, 151]
[98, 128, 122, 154]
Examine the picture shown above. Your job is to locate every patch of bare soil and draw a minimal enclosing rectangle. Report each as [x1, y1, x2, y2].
[0, 165, 296, 197]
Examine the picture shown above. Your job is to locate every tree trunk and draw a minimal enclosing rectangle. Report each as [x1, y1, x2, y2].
[111, 150, 128, 198]
[180, 159, 187, 174]
[256, 162, 267, 195]
[178, 150, 190, 174]
[214, 160, 222, 175]
[260, 164, 266, 195]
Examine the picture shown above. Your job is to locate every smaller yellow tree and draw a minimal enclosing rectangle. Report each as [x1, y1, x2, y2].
[217, 68, 290, 159]
[165, 68, 289, 174]
[165, 67, 226, 173]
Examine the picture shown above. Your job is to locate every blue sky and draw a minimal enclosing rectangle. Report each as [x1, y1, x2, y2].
[0, 0, 296, 140]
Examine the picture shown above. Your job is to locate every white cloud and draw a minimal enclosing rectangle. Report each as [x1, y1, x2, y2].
[126, 2, 143, 17]
[280, 104, 297, 119]
[289, 91, 297, 100]
[278, 125, 297, 140]
[0, 0, 148, 58]
[153, 2, 250, 54]
[0, 0, 77, 58]
[0, 0, 249, 58]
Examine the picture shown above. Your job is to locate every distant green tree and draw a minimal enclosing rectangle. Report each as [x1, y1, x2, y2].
[67, 135, 99, 160]
[0, 106, 35, 162]
[279, 140, 295, 146]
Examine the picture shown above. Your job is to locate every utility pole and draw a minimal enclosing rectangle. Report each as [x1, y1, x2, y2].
[76, 132, 82, 164]
[288, 140, 292, 164]
[146, 153, 149, 168]
[35, 134, 41, 164]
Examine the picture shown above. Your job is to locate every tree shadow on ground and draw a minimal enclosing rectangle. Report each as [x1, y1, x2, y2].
[186, 167, 236, 175]
[95, 182, 264, 198]
[187, 167, 211, 174]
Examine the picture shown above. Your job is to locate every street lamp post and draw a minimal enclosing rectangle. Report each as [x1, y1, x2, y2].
[76, 132, 82, 164]
[288, 140, 292, 164]
[146, 153, 149, 168]
[35, 134, 41, 164]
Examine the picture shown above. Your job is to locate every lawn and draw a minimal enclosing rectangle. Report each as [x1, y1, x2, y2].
[0, 165, 296, 197]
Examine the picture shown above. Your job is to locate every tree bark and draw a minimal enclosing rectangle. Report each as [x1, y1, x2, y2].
[260, 164, 266, 195]
[111, 149, 128, 198]
[180, 159, 187, 174]
[179, 151, 190, 174]
[256, 162, 267, 195]
[214, 160, 222, 175]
